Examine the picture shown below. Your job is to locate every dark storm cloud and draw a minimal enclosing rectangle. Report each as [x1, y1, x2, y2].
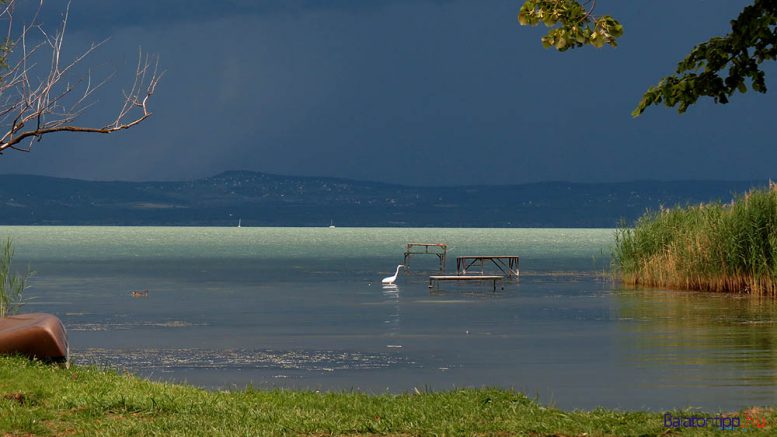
[1, 1, 775, 185]
[27, 0, 454, 30]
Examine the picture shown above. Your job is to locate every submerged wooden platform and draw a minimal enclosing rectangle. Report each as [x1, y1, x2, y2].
[404, 243, 448, 272]
[456, 256, 520, 278]
[428, 275, 504, 291]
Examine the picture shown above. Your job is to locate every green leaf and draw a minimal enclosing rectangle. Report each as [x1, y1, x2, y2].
[518, 11, 529, 26]
[518, 1, 623, 51]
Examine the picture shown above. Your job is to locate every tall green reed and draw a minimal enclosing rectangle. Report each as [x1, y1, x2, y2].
[0, 238, 31, 317]
[613, 187, 777, 294]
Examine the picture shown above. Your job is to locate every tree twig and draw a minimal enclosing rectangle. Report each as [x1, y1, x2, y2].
[0, 0, 162, 154]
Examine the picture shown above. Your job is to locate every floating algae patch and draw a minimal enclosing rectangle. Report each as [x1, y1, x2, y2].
[73, 348, 415, 373]
[68, 321, 205, 331]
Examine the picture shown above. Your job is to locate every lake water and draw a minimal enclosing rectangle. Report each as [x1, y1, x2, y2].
[3, 226, 777, 411]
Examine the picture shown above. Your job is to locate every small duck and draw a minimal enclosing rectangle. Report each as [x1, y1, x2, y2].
[130, 289, 149, 298]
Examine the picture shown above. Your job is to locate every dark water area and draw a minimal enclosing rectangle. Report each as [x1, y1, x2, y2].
[4, 226, 777, 411]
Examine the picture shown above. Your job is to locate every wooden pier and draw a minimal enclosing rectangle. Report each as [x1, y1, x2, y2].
[404, 243, 447, 272]
[456, 256, 520, 278]
[428, 275, 505, 292]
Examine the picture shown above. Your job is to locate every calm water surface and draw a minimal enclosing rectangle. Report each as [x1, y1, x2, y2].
[4, 226, 777, 411]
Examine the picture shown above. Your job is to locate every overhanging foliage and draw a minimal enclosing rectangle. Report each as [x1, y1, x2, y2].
[519, 0, 777, 116]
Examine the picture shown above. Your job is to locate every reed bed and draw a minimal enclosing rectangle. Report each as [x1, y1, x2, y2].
[613, 187, 777, 294]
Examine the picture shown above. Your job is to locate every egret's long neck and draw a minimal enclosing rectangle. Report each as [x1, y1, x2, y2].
[395, 266, 402, 275]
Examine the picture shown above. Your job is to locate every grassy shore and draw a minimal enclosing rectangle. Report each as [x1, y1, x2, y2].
[1, 356, 775, 436]
[613, 187, 777, 294]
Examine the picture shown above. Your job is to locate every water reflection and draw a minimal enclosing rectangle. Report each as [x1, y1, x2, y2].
[381, 285, 401, 337]
[615, 288, 777, 387]
[381, 284, 399, 292]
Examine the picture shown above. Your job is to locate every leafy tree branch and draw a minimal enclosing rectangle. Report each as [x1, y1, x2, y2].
[518, 0, 777, 116]
[518, 0, 623, 50]
[633, 0, 777, 116]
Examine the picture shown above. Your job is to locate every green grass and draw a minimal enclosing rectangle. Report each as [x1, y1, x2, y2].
[613, 187, 777, 294]
[4, 356, 767, 436]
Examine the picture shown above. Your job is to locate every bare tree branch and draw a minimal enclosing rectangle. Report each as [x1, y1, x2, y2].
[0, 0, 162, 155]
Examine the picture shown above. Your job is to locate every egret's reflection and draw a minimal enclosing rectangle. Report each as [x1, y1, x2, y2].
[381, 284, 400, 335]
[381, 284, 399, 293]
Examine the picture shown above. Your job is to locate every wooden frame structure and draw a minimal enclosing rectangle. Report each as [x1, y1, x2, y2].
[403, 243, 447, 272]
[456, 256, 520, 278]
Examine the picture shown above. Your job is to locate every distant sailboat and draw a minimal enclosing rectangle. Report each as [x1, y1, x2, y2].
[329, 219, 336, 229]
[238, 218, 242, 228]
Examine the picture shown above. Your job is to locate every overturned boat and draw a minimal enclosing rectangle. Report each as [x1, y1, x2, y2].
[0, 313, 68, 364]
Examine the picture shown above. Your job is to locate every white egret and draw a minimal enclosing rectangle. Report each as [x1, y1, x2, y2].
[381, 265, 405, 285]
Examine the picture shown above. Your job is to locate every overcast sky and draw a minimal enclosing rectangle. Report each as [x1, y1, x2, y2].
[0, 0, 772, 186]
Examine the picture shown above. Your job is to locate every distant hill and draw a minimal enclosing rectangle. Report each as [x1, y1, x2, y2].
[0, 171, 766, 227]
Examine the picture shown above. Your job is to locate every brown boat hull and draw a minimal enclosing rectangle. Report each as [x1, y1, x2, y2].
[0, 313, 68, 363]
